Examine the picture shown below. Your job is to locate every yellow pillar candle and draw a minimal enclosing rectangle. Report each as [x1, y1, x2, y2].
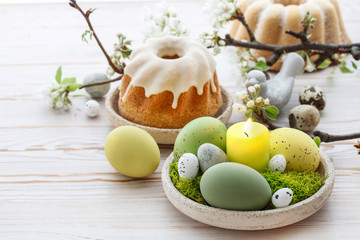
[226, 119, 270, 172]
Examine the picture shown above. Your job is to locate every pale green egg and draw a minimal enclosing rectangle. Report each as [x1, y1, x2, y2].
[173, 117, 227, 161]
[269, 128, 320, 172]
[200, 162, 272, 210]
[83, 73, 110, 98]
[105, 126, 160, 178]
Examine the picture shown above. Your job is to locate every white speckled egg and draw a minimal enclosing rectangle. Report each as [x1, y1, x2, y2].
[268, 154, 286, 173]
[272, 188, 293, 208]
[299, 85, 326, 111]
[178, 153, 199, 180]
[83, 73, 110, 98]
[84, 100, 100, 117]
[197, 143, 229, 173]
[288, 105, 320, 131]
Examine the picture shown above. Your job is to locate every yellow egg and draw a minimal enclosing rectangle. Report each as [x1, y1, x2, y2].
[105, 126, 160, 177]
[269, 128, 320, 172]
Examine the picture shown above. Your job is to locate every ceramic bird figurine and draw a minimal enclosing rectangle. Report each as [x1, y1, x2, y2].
[245, 53, 305, 110]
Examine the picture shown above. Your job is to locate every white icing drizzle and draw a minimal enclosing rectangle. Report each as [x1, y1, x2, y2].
[122, 36, 217, 109]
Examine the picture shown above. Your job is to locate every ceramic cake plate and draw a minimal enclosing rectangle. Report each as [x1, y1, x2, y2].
[161, 150, 335, 230]
[105, 86, 233, 145]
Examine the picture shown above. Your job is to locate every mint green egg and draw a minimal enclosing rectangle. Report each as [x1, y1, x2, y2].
[83, 73, 110, 98]
[173, 117, 227, 161]
[200, 162, 272, 211]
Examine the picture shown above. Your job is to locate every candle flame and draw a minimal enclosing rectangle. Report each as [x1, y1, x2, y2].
[243, 118, 252, 137]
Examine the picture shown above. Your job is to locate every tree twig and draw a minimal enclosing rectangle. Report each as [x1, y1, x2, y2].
[233, 9, 256, 42]
[69, 0, 123, 74]
[253, 111, 281, 130]
[223, 9, 360, 68]
[79, 75, 122, 89]
[313, 131, 360, 143]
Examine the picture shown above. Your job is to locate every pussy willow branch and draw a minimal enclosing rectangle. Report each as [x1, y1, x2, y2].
[69, 0, 123, 75]
[79, 75, 122, 89]
[223, 10, 360, 68]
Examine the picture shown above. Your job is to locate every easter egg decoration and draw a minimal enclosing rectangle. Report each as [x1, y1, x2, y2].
[83, 73, 110, 98]
[84, 100, 100, 117]
[299, 85, 326, 111]
[105, 126, 160, 178]
[178, 153, 199, 180]
[272, 188, 293, 208]
[200, 162, 272, 211]
[197, 143, 229, 173]
[268, 154, 286, 173]
[173, 117, 227, 161]
[288, 105, 320, 132]
[269, 128, 320, 172]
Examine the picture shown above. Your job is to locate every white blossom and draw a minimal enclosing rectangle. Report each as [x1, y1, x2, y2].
[246, 100, 255, 108]
[248, 86, 256, 94]
[256, 97, 262, 104]
[144, 0, 190, 41]
[232, 103, 247, 113]
[235, 90, 248, 101]
[257, 57, 266, 62]
[264, 98, 270, 105]
[254, 84, 261, 90]
[204, 0, 236, 29]
[41, 82, 70, 111]
[248, 60, 256, 68]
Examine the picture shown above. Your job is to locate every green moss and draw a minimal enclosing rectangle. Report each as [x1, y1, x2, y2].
[170, 161, 325, 207]
[170, 160, 207, 205]
[261, 169, 325, 205]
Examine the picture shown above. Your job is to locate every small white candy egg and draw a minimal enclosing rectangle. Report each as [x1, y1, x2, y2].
[268, 154, 286, 173]
[272, 188, 293, 208]
[84, 100, 100, 117]
[178, 153, 199, 180]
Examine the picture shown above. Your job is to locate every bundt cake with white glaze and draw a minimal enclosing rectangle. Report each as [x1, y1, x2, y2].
[118, 36, 223, 129]
[230, 0, 351, 71]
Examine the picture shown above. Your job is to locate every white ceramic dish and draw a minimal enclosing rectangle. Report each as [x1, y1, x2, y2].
[105, 86, 233, 145]
[161, 150, 334, 230]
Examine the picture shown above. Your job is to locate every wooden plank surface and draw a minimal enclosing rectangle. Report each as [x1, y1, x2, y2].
[0, 0, 360, 239]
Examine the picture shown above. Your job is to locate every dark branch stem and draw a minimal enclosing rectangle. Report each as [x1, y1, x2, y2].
[69, 0, 123, 74]
[234, 10, 256, 42]
[79, 75, 122, 89]
[313, 131, 360, 143]
[253, 111, 281, 130]
[224, 34, 360, 66]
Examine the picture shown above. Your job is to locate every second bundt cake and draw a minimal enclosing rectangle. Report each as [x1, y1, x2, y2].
[230, 0, 351, 71]
[118, 36, 223, 129]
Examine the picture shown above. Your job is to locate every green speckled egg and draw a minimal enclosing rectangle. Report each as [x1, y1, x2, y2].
[83, 73, 110, 98]
[200, 162, 272, 210]
[173, 117, 227, 161]
[269, 128, 320, 172]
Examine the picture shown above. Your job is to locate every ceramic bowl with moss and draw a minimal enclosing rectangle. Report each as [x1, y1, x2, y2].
[161, 150, 334, 230]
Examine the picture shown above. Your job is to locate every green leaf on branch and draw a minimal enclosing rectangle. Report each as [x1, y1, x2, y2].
[67, 84, 82, 92]
[317, 59, 331, 69]
[255, 61, 269, 71]
[244, 108, 253, 118]
[62, 77, 76, 85]
[82, 30, 93, 43]
[264, 106, 279, 120]
[313, 136, 321, 148]
[339, 65, 353, 73]
[55, 66, 62, 84]
[352, 61, 358, 70]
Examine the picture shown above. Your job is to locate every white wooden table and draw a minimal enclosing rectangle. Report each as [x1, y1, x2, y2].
[0, 0, 359, 239]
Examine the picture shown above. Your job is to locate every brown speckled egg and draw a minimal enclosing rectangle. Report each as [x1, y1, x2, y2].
[299, 85, 326, 111]
[288, 105, 320, 132]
